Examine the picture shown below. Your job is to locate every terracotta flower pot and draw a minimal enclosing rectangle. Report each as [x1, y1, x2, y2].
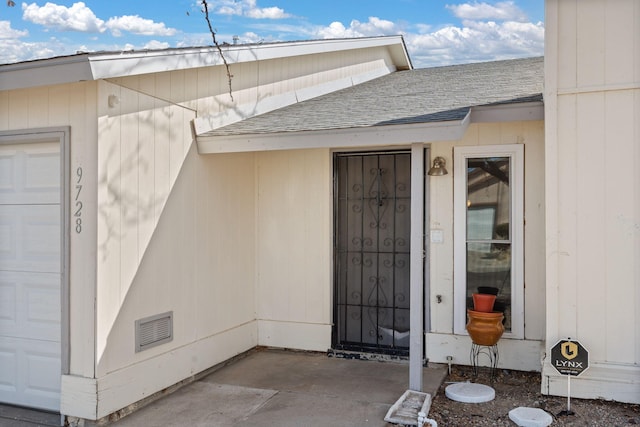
[466, 309, 505, 346]
[472, 293, 496, 312]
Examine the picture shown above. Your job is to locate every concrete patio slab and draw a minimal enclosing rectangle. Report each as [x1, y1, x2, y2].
[0, 348, 447, 427]
[111, 382, 277, 427]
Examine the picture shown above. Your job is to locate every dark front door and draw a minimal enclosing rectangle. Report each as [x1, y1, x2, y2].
[333, 151, 411, 356]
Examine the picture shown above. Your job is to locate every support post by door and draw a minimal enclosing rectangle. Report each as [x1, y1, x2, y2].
[409, 144, 425, 391]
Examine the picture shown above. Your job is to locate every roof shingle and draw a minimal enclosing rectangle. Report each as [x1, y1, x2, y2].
[201, 56, 543, 137]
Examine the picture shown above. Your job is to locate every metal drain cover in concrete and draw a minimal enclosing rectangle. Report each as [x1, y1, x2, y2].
[445, 382, 495, 403]
[384, 390, 432, 426]
[509, 407, 553, 427]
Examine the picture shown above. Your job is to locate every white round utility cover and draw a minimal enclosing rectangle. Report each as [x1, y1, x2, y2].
[445, 382, 495, 403]
[508, 407, 553, 427]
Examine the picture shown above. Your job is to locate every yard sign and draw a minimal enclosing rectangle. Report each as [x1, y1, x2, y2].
[550, 338, 589, 416]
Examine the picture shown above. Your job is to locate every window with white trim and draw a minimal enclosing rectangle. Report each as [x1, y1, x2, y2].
[453, 144, 524, 338]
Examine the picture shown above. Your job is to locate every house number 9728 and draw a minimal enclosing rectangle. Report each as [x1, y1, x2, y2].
[75, 166, 83, 233]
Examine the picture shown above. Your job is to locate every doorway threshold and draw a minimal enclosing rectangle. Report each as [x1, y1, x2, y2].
[327, 349, 411, 363]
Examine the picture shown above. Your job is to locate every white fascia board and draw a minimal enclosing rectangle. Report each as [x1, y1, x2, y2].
[470, 101, 544, 123]
[196, 114, 470, 154]
[0, 55, 93, 91]
[0, 36, 409, 90]
[88, 36, 410, 79]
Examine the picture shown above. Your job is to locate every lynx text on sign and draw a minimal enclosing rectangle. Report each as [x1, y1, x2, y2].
[550, 339, 589, 377]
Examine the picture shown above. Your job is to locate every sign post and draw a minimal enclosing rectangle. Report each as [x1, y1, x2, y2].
[550, 338, 589, 416]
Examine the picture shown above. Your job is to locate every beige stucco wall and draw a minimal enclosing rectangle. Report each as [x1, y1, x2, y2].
[544, 0, 640, 404]
[427, 120, 546, 371]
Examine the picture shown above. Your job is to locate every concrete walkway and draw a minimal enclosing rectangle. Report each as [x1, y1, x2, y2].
[1, 349, 447, 427]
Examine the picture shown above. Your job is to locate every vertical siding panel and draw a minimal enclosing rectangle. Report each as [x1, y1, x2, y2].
[429, 141, 455, 334]
[305, 150, 331, 322]
[48, 86, 70, 125]
[8, 89, 28, 129]
[256, 149, 330, 325]
[119, 82, 140, 302]
[287, 152, 307, 321]
[556, 94, 578, 337]
[636, 1, 640, 83]
[137, 77, 156, 263]
[523, 121, 546, 340]
[0, 91, 8, 130]
[169, 72, 184, 184]
[96, 82, 122, 375]
[196, 67, 211, 114]
[257, 152, 284, 320]
[557, 0, 577, 90]
[69, 81, 98, 378]
[154, 74, 171, 221]
[575, 92, 606, 358]
[576, 1, 605, 87]
[630, 88, 640, 364]
[183, 69, 198, 117]
[27, 88, 48, 128]
[604, 90, 635, 362]
[605, 1, 635, 85]
[635, 88, 640, 366]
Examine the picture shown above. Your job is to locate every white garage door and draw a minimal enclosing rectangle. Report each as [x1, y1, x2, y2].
[0, 140, 62, 411]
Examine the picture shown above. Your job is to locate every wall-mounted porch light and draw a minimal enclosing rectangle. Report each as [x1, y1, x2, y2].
[427, 156, 448, 176]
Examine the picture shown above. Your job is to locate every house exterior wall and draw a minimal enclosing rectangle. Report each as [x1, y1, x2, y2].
[56, 47, 397, 419]
[544, 0, 640, 403]
[57, 79, 258, 419]
[0, 82, 99, 381]
[426, 120, 546, 371]
[255, 149, 332, 351]
[246, 121, 545, 372]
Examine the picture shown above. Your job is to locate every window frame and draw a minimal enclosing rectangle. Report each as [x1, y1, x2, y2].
[453, 144, 524, 339]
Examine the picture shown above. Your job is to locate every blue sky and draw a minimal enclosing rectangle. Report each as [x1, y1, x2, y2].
[0, 1, 544, 67]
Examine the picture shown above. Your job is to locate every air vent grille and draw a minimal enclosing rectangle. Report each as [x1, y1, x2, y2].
[135, 311, 173, 352]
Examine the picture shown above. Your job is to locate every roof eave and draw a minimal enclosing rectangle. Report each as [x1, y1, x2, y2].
[195, 99, 545, 154]
[0, 36, 411, 91]
[0, 54, 94, 91]
[470, 100, 544, 123]
[89, 35, 411, 78]
[196, 114, 471, 154]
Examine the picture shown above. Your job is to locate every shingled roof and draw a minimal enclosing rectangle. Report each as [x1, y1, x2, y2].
[200, 56, 543, 138]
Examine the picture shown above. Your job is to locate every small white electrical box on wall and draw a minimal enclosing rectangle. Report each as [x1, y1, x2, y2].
[430, 229, 444, 243]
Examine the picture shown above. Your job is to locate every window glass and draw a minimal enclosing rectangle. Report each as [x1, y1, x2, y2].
[465, 157, 512, 331]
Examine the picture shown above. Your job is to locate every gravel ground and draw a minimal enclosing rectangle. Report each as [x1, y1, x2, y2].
[428, 365, 640, 426]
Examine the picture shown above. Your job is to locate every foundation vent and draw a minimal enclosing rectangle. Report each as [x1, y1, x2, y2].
[135, 311, 173, 352]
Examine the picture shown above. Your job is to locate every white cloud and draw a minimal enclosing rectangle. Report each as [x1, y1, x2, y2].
[0, 20, 29, 39]
[215, 0, 290, 19]
[310, 5, 543, 68]
[446, 1, 527, 22]
[143, 40, 170, 50]
[105, 15, 177, 37]
[22, 1, 105, 32]
[317, 17, 401, 39]
[0, 36, 61, 64]
[406, 20, 544, 66]
[21, 2, 177, 38]
[246, 6, 288, 19]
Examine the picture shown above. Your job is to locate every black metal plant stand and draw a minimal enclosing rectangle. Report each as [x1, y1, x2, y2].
[470, 343, 499, 380]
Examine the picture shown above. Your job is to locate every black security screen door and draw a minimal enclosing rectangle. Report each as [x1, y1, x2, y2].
[333, 151, 411, 356]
